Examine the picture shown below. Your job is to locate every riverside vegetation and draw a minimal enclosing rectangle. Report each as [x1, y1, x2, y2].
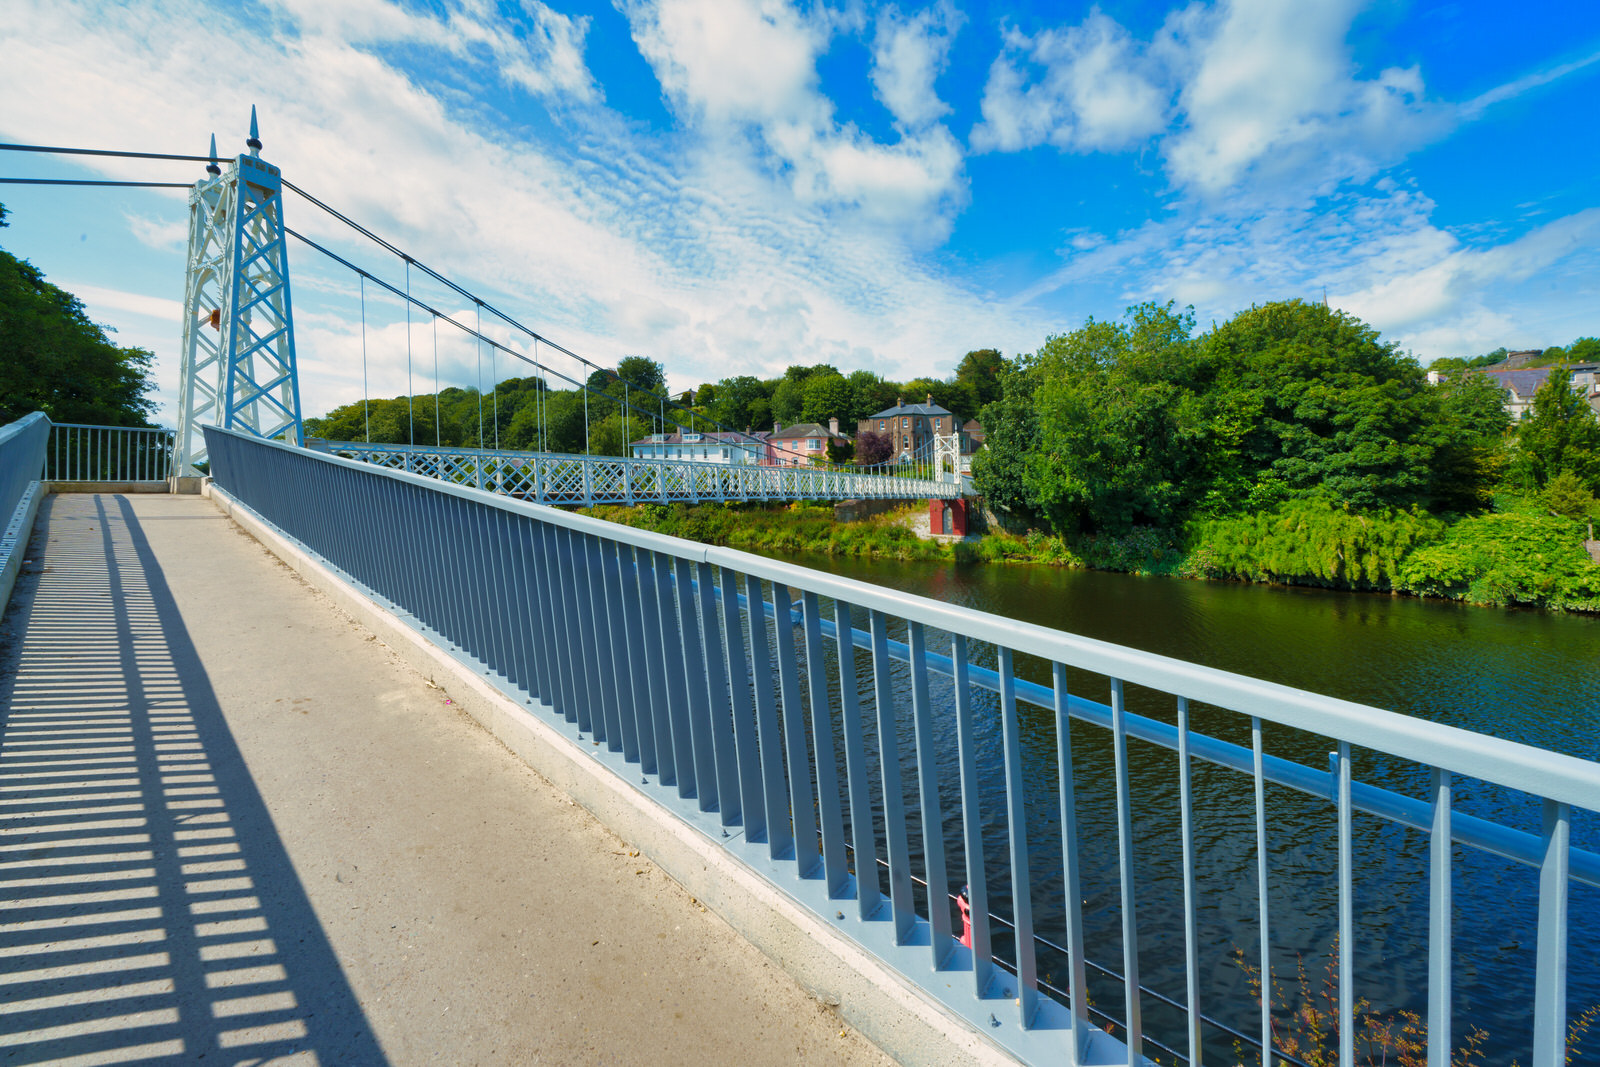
[583, 300, 1600, 613]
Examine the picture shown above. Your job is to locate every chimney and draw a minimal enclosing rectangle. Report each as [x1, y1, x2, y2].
[896, 396, 903, 409]
[773, 420, 781, 433]
[829, 417, 839, 435]
[926, 393, 934, 407]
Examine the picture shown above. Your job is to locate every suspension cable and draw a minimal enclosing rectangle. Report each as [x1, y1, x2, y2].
[405, 259, 415, 448]
[0, 142, 873, 469]
[432, 313, 441, 448]
[475, 303, 484, 452]
[360, 276, 370, 443]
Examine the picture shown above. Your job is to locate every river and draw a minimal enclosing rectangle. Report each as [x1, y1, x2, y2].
[791, 553, 1600, 1066]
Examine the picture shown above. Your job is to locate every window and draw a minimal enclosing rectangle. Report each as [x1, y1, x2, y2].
[808, 438, 821, 450]
[902, 417, 909, 429]
[879, 420, 886, 430]
[902, 436, 909, 448]
[684, 433, 702, 443]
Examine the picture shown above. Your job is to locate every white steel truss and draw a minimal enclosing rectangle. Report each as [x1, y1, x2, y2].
[175, 115, 303, 475]
[315, 442, 964, 506]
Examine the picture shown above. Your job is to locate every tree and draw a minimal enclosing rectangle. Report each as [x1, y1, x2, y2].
[971, 369, 1041, 522]
[1424, 369, 1509, 512]
[1568, 337, 1600, 363]
[1515, 366, 1600, 491]
[846, 369, 898, 424]
[0, 203, 157, 426]
[771, 377, 806, 424]
[1016, 302, 1207, 532]
[588, 412, 628, 457]
[801, 371, 852, 425]
[708, 375, 771, 430]
[855, 429, 893, 465]
[1201, 300, 1439, 511]
[955, 348, 1005, 410]
[616, 356, 667, 395]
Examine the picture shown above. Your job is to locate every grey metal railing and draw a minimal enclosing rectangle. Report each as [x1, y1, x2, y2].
[313, 440, 960, 504]
[2, 413, 48, 526]
[46, 422, 175, 483]
[1, 412, 50, 614]
[204, 425, 1598, 1067]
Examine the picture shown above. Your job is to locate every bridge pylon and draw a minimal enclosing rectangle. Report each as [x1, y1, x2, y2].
[175, 108, 303, 476]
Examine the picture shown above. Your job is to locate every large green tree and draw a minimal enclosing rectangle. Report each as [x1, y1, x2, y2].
[954, 348, 1005, 412]
[0, 204, 157, 426]
[1514, 366, 1600, 491]
[1201, 300, 1443, 511]
[708, 375, 772, 431]
[1018, 302, 1210, 532]
[801, 371, 852, 425]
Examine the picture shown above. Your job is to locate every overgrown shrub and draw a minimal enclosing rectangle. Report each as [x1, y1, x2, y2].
[1396, 511, 1600, 610]
[1185, 499, 1445, 590]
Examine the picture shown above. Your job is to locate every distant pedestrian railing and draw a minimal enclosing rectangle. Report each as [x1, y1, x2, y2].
[312, 439, 959, 505]
[204, 424, 1598, 1067]
[46, 422, 174, 483]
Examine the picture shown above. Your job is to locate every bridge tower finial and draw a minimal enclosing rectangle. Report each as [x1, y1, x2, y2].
[206, 134, 221, 176]
[246, 105, 262, 156]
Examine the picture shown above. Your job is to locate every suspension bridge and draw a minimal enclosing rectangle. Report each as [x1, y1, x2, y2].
[2, 110, 961, 506]
[2, 118, 1596, 1067]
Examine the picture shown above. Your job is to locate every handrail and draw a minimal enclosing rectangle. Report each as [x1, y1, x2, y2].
[1, 412, 49, 519]
[315, 439, 961, 504]
[204, 424, 1596, 1067]
[45, 423, 174, 483]
[0, 412, 51, 617]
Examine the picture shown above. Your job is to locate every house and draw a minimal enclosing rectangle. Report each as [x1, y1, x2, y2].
[767, 418, 851, 467]
[629, 430, 771, 465]
[1478, 363, 1600, 421]
[857, 396, 959, 461]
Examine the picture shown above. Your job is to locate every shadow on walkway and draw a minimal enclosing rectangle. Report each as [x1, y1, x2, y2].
[1, 495, 387, 1065]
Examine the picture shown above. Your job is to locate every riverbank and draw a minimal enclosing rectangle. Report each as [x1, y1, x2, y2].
[579, 499, 1600, 613]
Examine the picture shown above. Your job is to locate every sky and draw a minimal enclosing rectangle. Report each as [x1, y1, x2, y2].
[2, 0, 1599, 427]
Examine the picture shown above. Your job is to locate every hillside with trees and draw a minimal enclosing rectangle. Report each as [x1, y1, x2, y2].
[306, 349, 1004, 457]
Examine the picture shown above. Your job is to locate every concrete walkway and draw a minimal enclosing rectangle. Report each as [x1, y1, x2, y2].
[0, 494, 894, 1066]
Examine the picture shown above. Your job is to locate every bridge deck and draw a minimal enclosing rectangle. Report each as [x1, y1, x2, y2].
[0, 494, 891, 1066]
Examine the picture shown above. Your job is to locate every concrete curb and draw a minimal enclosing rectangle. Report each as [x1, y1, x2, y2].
[203, 481, 1017, 1067]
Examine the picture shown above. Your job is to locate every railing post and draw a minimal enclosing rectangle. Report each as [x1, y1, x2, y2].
[1532, 800, 1570, 1067]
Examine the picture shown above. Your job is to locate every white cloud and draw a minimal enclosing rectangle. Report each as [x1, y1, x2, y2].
[971, 10, 1168, 154]
[262, 0, 600, 102]
[0, 0, 1036, 426]
[623, 0, 829, 128]
[1014, 179, 1600, 364]
[622, 0, 968, 234]
[66, 282, 185, 322]
[126, 213, 189, 251]
[871, 4, 962, 130]
[1160, 0, 1446, 196]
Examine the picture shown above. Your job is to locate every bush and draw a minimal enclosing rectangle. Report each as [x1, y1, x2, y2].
[1186, 499, 1445, 590]
[1396, 511, 1600, 609]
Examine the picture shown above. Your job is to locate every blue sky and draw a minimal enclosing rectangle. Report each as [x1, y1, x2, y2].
[2, 0, 1598, 426]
